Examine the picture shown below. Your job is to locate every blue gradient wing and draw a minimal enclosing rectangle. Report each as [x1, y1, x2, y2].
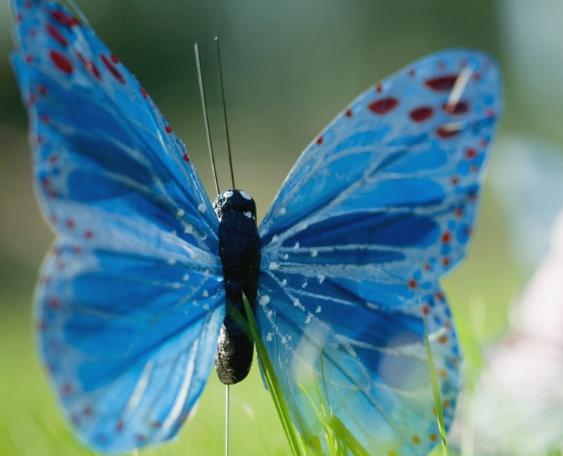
[38, 242, 224, 453]
[258, 50, 502, 454]
[11, 0, 223, 452]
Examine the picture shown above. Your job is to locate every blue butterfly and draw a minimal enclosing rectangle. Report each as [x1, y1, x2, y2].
[11, 0, 502, 454]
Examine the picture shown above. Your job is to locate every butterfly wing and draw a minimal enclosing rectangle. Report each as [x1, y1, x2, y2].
[12, 0, 223, 452]
[258, 50, 501, 454]
[38, 242, 224, 452]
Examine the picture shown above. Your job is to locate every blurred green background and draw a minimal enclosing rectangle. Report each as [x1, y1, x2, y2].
[1, 0, 562, 455]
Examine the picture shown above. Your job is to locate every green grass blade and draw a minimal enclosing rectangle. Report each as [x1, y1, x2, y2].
[424, 318, 449, 456]
[241, 294, 307, 456]
[325, 415, 371, 456]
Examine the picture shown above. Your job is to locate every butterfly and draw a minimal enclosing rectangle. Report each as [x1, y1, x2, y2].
[11, 0, 502, 454]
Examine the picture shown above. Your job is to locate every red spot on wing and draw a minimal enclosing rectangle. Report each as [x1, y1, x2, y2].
[408, 279, 418, 289]
[51, 11, 80, 28]
[50, 51, 73, 74]
[61, 382, 74, 396]
[38, 85, 48, 96]
[454, 207, 463, 218]
[444, 100, 469, 115]
[136, 434, 146, 444]
[375, 82, 383, 93]
[84, 230, 94, 240]
[66, 218, 75, 229]
[27, 94, 37, 107]
[422, 305, 431, 315]
[101, 54, 125, 84]
[441, 232, 452, 243]
[165, 125, 173, 134]
[425, 74, 458, 91]
[183, 153, 190, 162]
[409, 106, 433, 122]
[368, 97, 399, 115]
[316, 136, 323, 145]
[111, 53, 120, 64]
[141, 87, 149, 98]
[46, 24, 68, 46]
[451, 176, 459, 186]
[77, 53, 102, 80]
[465, 148, 477, 159]
[345, 109, 353, 117]
[25, 54, 34, 63]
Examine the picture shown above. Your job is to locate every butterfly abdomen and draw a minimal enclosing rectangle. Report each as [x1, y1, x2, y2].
[213, 190, 261, 385]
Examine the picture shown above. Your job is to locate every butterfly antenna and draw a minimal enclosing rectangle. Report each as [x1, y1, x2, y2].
[194, 42, 221, 195]
[225, 385, 231, 456]
[214, 36, 236, 190]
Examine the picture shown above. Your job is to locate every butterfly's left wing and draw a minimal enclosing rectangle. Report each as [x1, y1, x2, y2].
[11, 0, 224, 452]
[258, 50, 502, 455]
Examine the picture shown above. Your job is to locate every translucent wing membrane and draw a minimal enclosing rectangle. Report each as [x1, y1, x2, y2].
[258, 276, 459, 455]
[11, 0, 222, 451]
[259, 50, 501, 454]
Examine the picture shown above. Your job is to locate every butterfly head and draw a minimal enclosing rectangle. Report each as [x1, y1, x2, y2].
[213, 190, 256, 221]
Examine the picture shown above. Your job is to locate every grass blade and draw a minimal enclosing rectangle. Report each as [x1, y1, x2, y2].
[424, 318, 449, 456]
[242, 294, 307, 456]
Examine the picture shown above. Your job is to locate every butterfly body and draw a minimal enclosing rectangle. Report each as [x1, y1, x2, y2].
[214, 190, 261, 385]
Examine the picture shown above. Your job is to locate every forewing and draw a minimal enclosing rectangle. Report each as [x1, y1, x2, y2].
[11, 0, 223, 452]
[11, 0, 217, 249]
[258, 50, 501, 454]
[260, 49, 500, 282]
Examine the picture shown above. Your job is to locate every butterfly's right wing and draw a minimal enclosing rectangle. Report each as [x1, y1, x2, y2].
[256, 50, 501, 455]
[11, 0, 224, 452]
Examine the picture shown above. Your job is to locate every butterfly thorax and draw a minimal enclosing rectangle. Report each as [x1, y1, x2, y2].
[213, 190, 261, 385]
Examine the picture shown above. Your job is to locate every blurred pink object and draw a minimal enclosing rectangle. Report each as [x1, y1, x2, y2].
[471, 210, 563, 454]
